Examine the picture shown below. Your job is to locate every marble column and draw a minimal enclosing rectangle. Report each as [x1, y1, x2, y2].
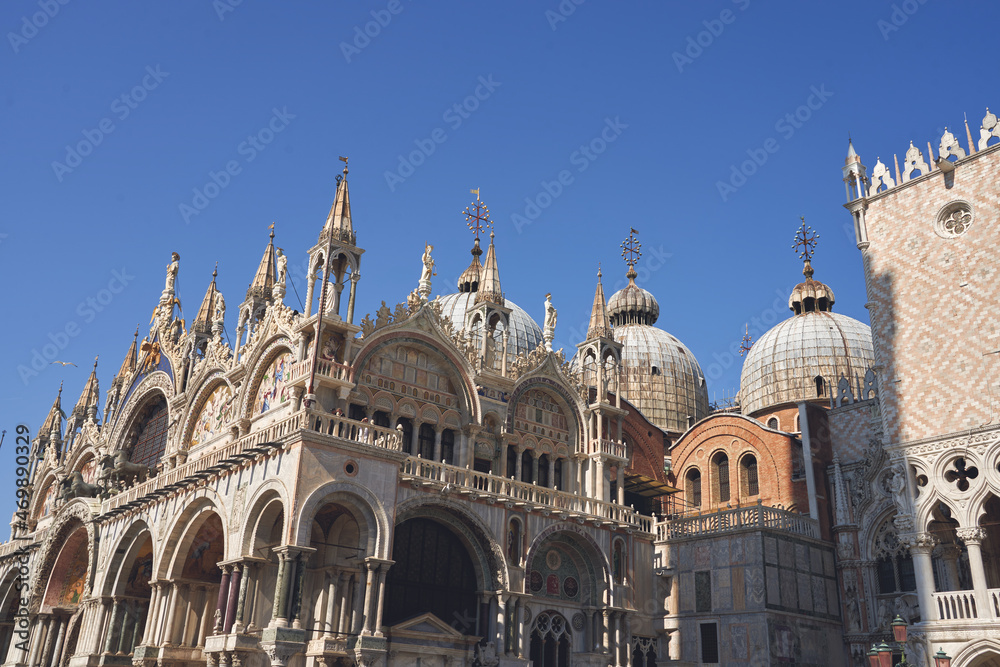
[271, 553, 290, 627]
[958, 527, 990, 611]
[225, 564, 242, 633]
[105, 599, 124, 653]
[162, 584, 180, 647]
[433, 428, 443, 462]
[215, 565, 232, 633]
[374, 563, 391, 637]
[141, 584, 162, 645]
[361, 561, 378, 634]
[906, 533, 938, 622]
[495, 593, 506, 655]
[347, 271, 360, 324]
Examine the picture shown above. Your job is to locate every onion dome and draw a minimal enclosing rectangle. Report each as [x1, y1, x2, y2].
[739, 222, 874, 416]
[604, 229, 709, 433]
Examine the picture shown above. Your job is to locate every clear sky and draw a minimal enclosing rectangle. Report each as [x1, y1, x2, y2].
[1, 1, 997, 528]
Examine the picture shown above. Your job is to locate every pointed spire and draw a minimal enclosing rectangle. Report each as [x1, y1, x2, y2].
[40, 383, 65, 441]
[587, 266, 612, 339]
[845, 137, 859, 165]
[247, 230, 276, 301]
[475, 230, 504, 306]
[117, 326, 139, 380]
[323, 157, 354, 244]
[72, 357, 100, 417]
[194, 265, 220, 333]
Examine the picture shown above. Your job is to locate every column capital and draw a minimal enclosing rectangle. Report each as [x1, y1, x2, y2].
[273, 545, 317, 559]
[901, 532, 937, 554]
[363, 557, 394, 572]
[957, 526, 987, 545]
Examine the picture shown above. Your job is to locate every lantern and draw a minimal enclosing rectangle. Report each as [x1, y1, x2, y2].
[933, 648, 952, 667]
[891, 615, 907, 644]
[877, 641, 893, 667]
[867, 645, 880, 667]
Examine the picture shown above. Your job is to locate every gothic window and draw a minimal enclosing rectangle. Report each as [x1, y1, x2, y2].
[872, 518, 917, 594]
[631, 636, 657, 667]
[130, 396, 168, 469]
[686, 469, 701, 509]
[741, 454, 759, 497]
[712, 453, 730, 503]
[529, 611, 571, 667]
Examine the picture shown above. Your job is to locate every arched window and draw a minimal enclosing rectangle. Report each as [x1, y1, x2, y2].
[686, 469, 701, 509]
[553, 458, 563, 491]
[397, 417, 414, 455]
[613, 539, 626, 584]
[740, 454, 759, 497]
[766, 417, 778, 430]
[507, 445, 517, 478]
[130, 396, 169, 469]
[815, 376, 825, 397]
[418, 423, 435, 460]
[713, 453, 730, 503]
[441, 429, 455, 464]
[521, 450, 534, 483]
[507, 518, 522, 565]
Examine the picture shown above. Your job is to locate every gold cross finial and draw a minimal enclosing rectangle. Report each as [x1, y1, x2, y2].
[621, 228, 641, 272]
[792, 217, 819, 261]
[464, 190, 491, 242]
[339, 155, 349, 176]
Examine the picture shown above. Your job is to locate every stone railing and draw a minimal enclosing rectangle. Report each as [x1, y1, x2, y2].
[654, 501, 820, 541]
[934, 591, 980, 621]
[288, 355, 352, 384]
[101, 408, 402, 513]
[400, 457, 653, 534]
[591, 438, 628, 460]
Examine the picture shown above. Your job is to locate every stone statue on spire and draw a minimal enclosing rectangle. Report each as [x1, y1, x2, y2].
[164, 252, 180, 293]
[543, 293, 557, 351]
[419, 243, 435, 301]
[274, 247, 288, 300]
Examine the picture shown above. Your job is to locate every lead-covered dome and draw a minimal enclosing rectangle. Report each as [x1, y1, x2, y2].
[436, 291, 543, 357]
[740, 259, 874, 416]
[600, 249, 709, 433]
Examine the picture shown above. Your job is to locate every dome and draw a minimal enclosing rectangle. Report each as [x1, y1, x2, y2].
[607, 283, 660, 325]
[739, 310, 874, 416]
[436, 291, 543, 357]
[614, 324, 710, 433]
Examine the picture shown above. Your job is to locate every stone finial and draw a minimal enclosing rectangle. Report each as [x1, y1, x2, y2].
[901, 141, 930, 182]
[938, 127, 967, 161]
[868, 158, 895, 195]
[979, 108, 1000, 151]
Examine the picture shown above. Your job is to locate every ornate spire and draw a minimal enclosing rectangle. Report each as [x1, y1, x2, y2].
[117, 326, 139, 380]
[587, 266, 612, 339]
[39, 383, 65, 442]
[789, 218, 834, 314]
[322, 156, 354, 244]
[476, 231, 505, 306]
[247, 229, 276, 301]
[72, 357, 100, 417]
[845, 137, 859, 165]
[607, 228, 659, 326]
[194, 265, 221, 334]
[458, 189, 489, 293]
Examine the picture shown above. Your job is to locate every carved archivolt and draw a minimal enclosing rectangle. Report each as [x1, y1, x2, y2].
[28, 501, 97, 614]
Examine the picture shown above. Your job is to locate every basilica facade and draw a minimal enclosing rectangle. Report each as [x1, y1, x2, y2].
[0, 107, 997, 667]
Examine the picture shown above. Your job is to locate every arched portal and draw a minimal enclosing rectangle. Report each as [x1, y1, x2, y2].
[964, 651, 1000, 667]
[241, 494, 284, 632]
[99, 528, 154, 658]
[37, 525, 89, 667]
[303, 502, 365, 639]
[384, 518, 478, 632]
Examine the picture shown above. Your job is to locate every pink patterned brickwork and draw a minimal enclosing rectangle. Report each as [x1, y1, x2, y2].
[827, 401, 873, 462]
[861, 145, 1000, 445]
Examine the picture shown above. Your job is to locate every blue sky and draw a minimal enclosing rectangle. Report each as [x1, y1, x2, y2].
[1, 1, 997, 525]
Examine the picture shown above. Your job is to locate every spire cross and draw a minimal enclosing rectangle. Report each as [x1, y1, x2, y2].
[621, 228, 642, 271]
[739, 324, 753, 357]
[464, 190, 492, 242]
[792, 217, 819, 261]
